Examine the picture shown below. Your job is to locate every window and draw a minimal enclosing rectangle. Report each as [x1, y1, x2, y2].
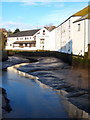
[78, 24, 80, 31]
[25, 44, 27, 47]
[34, 36, 36, 40]
[31, 43, 36, 47]
[19, 43, 23, 48]
[43, 30, 45, 35]
[40, 39, 44, 44]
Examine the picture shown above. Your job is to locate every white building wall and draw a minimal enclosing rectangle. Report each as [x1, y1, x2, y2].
[85, 19, 89, 52]
[88, 19, 90, 44]
[6, 35, 34, 50]
[72, 19, 89, 56]
[49, 29, 56, 51]
[55, 26, 61, 51]
[35, 28, 50, 50]
[6, 37, 17, 49]
[55, 16, 80, 54]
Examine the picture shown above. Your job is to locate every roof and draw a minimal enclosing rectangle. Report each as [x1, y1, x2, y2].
[9, 29, 40, 37]
[44, 26, 56, 31]
[0, 28, 7, 33]
[73, 13, 90, 23]
[73, 5, 90, 17]
[57, 5, 90, 28]
[13, 41, 36, 44]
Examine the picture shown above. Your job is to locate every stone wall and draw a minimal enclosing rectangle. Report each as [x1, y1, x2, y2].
[88, 44, 90, 59]
[0, 50, 8, 61]
[7, 51, 72, 65]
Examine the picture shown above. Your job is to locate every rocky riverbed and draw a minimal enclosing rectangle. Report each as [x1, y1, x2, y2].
[1, 56, 90, 116]
[17, 57, 90, 114]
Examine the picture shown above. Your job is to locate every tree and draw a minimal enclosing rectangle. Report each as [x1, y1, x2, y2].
[13, 28, 20, 34]
[0, 28, 7, 50]
[7, 29, 13, 37]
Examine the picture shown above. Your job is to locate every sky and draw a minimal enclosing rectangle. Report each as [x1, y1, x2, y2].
[0, 1, 89, 31]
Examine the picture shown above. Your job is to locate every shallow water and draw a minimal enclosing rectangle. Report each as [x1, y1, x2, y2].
[2, 65, 68, 118]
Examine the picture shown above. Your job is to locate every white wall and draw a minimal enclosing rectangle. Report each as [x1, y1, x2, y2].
[55, 26, 61, 51]
[6, 37, 17, 49]
[72, 19, 89, 56]
[35, 28, 50, 50]
[88, 19, 90, 44]
[6, 35, 34, 50]
[49, 29, 56, 51]
[55, 16, 80, 54]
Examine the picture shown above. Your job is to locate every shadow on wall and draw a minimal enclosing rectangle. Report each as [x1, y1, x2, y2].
[58, 40, 72, 55]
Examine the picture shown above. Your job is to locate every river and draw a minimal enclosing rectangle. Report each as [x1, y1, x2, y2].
[2, 64, 68, 118]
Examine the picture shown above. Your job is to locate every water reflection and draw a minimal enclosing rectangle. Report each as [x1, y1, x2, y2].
[60, 95, 90, 119]
[2, 64, 68, 118]
[2, 63, 90, 119]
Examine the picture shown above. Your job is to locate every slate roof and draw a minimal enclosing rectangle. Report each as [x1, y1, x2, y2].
[9, 29, 40, 37]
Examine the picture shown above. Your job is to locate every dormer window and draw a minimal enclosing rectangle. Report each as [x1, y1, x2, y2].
[43, 30, 45, 35]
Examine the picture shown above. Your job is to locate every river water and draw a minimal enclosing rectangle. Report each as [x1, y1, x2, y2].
[2, 64, 68, 118]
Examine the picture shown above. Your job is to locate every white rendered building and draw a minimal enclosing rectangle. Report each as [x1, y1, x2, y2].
[53, 5, 90, 56]
[6, 27, 55, 51]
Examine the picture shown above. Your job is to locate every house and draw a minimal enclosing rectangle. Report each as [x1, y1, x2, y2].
[6, 26, 55, 51]
[53, 5, 90, 57]
[6, 29, 40, 51]
[6, 5, 90, 58]
[72, 5, 90, 56]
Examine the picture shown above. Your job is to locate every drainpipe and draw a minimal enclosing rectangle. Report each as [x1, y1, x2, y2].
[84, 20, 86, 57]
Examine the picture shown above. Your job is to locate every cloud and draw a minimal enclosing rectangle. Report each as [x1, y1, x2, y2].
[1, 0, 89, 2]
[0, 21, 43, 31]
[21, 1, 38, 6]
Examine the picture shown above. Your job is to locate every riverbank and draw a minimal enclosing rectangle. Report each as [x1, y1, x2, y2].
[0, 87, 12, 117]
[1, 56, 31, 116]
[1, 56, 30, 70]
[2, 56, 90, 116]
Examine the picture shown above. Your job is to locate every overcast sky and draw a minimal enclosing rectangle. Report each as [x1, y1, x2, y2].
[0, 1, 88, 31]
